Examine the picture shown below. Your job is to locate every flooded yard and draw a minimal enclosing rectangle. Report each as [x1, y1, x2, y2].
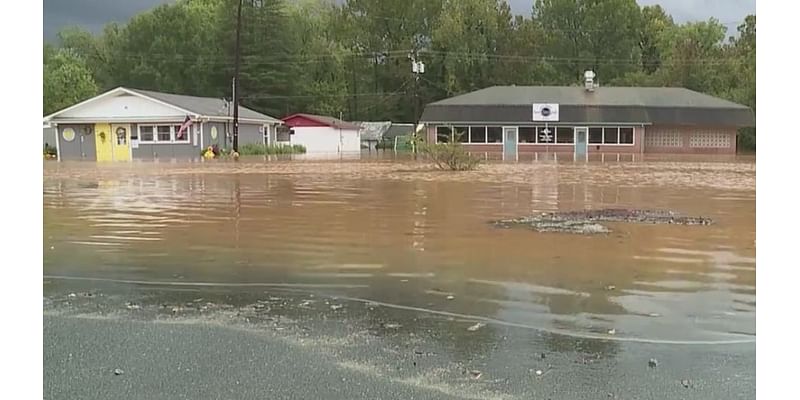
[43, 154, 755, 399]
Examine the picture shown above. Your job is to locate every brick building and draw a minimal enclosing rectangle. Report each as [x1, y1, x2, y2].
[419, 81, 754, 159]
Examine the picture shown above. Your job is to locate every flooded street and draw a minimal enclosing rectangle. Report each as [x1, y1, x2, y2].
[43, 155, 755, 399]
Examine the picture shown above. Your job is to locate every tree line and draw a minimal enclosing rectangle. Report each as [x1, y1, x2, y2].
[43, 0, 756, 149]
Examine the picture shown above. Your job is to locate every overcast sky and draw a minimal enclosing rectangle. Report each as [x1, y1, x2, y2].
[43, 0, 756, 41]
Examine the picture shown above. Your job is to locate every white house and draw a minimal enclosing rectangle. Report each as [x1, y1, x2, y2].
[280, 113, 361, 153]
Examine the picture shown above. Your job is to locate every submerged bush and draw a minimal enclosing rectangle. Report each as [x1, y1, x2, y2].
[419, 139, 480, 171]
[238, 143, 306, 155]
[202, 143, 307, 156]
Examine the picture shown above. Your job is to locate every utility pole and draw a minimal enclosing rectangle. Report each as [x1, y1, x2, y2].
[410, 50, 424, 155]
[232, 0, 243, 153]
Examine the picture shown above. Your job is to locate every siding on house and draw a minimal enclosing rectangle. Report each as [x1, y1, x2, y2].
[57, 124, 96, 160]
[291, 126, 361, 153]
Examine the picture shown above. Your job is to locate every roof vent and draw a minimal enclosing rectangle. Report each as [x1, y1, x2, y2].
[584, 70, 596, 92]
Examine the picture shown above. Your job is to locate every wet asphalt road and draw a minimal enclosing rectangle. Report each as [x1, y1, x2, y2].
[43, 280, 755, 400]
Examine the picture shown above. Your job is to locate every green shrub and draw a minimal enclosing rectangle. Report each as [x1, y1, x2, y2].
[238, 143, 307, 155]
[419, 138, 480, 171]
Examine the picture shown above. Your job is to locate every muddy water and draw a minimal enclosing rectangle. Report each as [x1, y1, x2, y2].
[43, 155, 755, 345]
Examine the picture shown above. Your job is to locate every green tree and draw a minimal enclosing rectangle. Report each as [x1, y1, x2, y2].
[639, 5, 674, 74]
[44, 47, 99, 115]
[532, 0, 642, 84]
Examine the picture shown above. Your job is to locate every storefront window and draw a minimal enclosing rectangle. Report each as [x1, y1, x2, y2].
[519, 127, 536, 143]
[556, 127, 574, 144]
[487, 127, 503, 143]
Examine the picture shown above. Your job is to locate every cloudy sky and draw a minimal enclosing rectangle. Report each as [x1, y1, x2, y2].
[43, 0, 756, 41]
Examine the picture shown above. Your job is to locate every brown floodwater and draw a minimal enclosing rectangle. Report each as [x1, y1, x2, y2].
[43, 154, 755, 345]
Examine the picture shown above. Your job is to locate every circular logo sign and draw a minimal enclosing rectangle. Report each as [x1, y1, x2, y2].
[541, 107, 551, 117]
[62, 128, 76, 142]
[210, 126, 218, 140]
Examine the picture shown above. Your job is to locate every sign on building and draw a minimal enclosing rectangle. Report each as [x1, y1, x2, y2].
[539, 127, 553, 143]
[532, 103, 560, 122]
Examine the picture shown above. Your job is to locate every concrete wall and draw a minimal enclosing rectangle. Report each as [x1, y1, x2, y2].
[56, 124, 96, 160]
[644, 125, 737, 154]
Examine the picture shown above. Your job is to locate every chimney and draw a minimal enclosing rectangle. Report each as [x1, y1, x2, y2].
[584, 70, 596, 92]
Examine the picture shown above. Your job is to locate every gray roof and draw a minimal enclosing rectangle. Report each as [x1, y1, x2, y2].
[421, 86, 754, 127]
[128, 88, 279, 122]
[355, 121, 392, 141]
[384, 124, 415, 139]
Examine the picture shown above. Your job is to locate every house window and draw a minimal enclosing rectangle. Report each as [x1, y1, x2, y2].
[487, 127, 502, 143]
[140, 126, 154, 142]
[589, 127, 603, 144]
[603, 127, 619, 144]
[436, 126, 452, 143]
[173, 125, 190, 143]
[469, 127, 487, 143]
[537, 127, 554, 143]
[518, 127, 536, 143]
[157, 126, 171, 142]
[556, 127, 573, 144]
[619, 127, 634, 144]
[138, 124, 191, 144]
[453, 126, 468, 143]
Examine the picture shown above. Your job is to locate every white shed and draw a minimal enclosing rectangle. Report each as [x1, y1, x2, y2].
[281, 113, 361, 153]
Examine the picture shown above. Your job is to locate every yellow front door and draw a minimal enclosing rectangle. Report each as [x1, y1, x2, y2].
[111, 124, 131, 161]
[94, 123, 113, 161]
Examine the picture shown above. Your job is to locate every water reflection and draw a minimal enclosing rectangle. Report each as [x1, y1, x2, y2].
[44, 156, 755, 348]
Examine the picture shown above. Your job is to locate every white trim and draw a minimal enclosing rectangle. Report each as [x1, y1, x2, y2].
[136, 124, 192, 145]
[53, 124, 61, 162]
[44, 87, 199, 122]
[200, 122, 204, 150]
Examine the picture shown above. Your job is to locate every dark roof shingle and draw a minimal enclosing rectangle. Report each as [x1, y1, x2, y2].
[422, 86, 754, 127]
[128, 88, 278, 122]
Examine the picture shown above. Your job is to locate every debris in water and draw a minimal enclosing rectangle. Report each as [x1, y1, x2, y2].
[50, 246, 55, 250]
[467, 322, 486, 332]
[67, 293, 76, 298]
[648, 358, 659, 368]
[469, 370, 482, 379]
[681, 379, 691, 388]
[648, 312, 661, 318]
[330, 304, 343, 311]
[540, 353, 547, 359]
[171, 306, 184, 313]
[492, 208, 713, 235]
[113, 368, 124, 376]
[299, 300, 314, 308]
[607, 329, 616, 335]
[605, 285, 616, 291]
[192, 298, 204, 303]
[125, 302, 140, 310]
[446, 295, 455, 300]
[535, 369, 543, 376]
[383, 323, 402, 329]
[400, 279, 409, 283]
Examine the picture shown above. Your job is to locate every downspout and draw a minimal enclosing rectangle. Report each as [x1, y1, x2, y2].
[53, 123, 61, 162]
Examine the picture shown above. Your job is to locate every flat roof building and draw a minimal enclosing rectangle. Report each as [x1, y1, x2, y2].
[419, 82, 754, 158]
